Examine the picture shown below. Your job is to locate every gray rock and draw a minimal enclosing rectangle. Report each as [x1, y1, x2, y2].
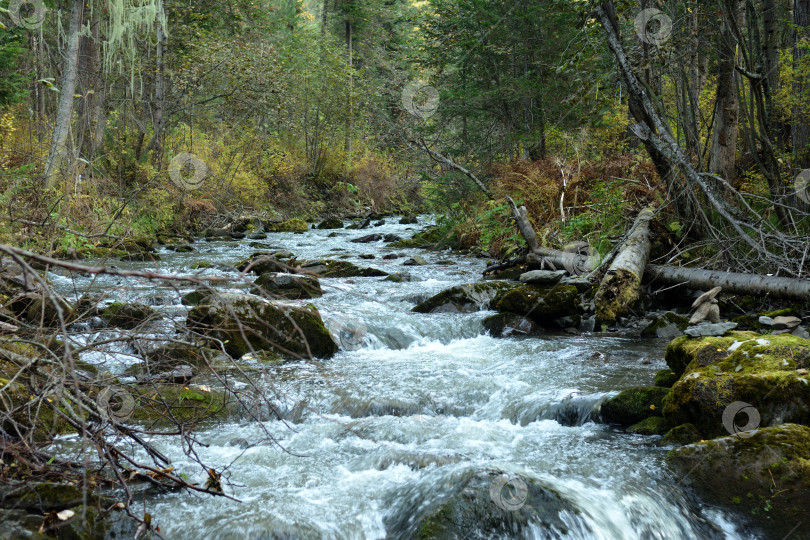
[684, 321, 738, 337]
[560, 276, 593, 292]
[758, 315, 774, 326]
[351, 233, 383, 243]
[519, 269, 566, 285]
[403, 256, 428, 266]
[792, 326, 810, 339]
[773, 315, 802, 330]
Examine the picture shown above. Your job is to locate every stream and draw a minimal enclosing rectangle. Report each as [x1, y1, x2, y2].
[48, 217, 749, 539]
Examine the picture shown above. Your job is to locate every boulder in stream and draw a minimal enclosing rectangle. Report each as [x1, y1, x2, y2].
[412, 282, 515, 314]
[666, 423, 810, 539]
[599, 386, 669, 425]
[186, 292, 337, 359]
[493, 284, 579, 326]
[100, 302, 158, 329]
[254, 272, 323, 299]
[384, 468, 592, 539]
[482, 312, 543, 337]
[662, 331, 810, 438]
[317, 218, 344, 229]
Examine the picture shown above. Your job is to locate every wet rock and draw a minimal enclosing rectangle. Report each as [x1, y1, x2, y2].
[301, 260, 387, 278]
[661, 423, 702, 445]
[265, 219, 309, 233]
[403, 256, 428, 266]
[493, 284, 579, 326]
[100, 302, 158, 329]
[317, 218, 344, 229]
[518, 269, 566, 285]
[388, 227, 443, 249]
[413, 282, 514, 314]
[230, 232, 246, 240]
[666, 424, 810, 539]
[204, 227, 230, 239]
[626, 416, 671, 435]
[683, 321, 737, 337]
[482, 313, 542, 338]
[237, 255, 293, 275]
[383, 273, 411, 283]
[359, 254, 375, 260]
[435, 260, 456, 266]
[599, 386, 669, 425]
[641, 311, 689, 339]
[9, 293, 74, 327]
[187, 293, 337, 359]
[120, 251, 161, 262]
[485, 267, 524, 281]
[351, 233, 383, 243]
[560, 276, 593, 292]
[248, 232, 268, 240]
[383, 234, 402, 243]
[662, 331, 810, 438]
[385, 468, 591, 539]
[654, 368, 679, 388]
[383, 254, 400, 260]
[399, 215, 418, 225]
[373, 219, 386, 227]
[254, 272, 323, 299]
[174, 245, 195, 253]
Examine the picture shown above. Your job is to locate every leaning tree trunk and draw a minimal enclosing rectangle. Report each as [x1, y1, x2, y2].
[44, 0, 84, 188]
[593, 206, 655, 324]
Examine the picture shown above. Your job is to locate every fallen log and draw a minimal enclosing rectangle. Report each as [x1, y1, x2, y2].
[645, 266, 810, 301]
[593, 206, 656, 324]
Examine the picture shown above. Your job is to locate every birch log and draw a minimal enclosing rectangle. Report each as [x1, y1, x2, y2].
[646, 266, 810, 300]
[593, 206, 656, 323]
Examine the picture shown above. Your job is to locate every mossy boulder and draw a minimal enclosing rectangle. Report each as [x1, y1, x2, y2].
[19, 293, 74, 327]
[317, 218, 344, 229]
[641, 311, 689, 339]
[654, 368, 679, 388]
[300, 260, 388, 278]
[412, 282, 514, 314]
[388, 227, 444, 249]
[100, 302, 158, 329]
[265, 218, 308, 233]
[254, 272, 322, 299]
[482, 312, 543, 337]
[663, 331, 810, 438]
[666, 424, 810, 539]
[385, 469, 590, 539]
[661, 423, 702, 445]
[125, 384, 231, 424]
[600, 386, 669, 425]
[626, 416, 671, 435]
[186, 293, 338, 359]
[236, 254, 293, 275]
[493, 284, 579, 325]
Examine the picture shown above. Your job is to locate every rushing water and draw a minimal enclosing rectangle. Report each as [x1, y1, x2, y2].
[49, 218, 750, 539]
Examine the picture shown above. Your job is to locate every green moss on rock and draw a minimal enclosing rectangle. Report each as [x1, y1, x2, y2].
[413, 282, 514, 314]
[186, 293, 338, 359]
[100, 302, 158, 329]
[654, 369, 679, 388]
[661, 423, 702, 446]
[663, 331, 810, 437]
[493, 284, 579, 325]
[600, 386, 669, 425]
[666, 423, 810, 539]
[627, 416, 671, 435]
[266, 218, 309, 233]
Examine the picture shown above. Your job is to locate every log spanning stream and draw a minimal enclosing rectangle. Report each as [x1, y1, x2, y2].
[48, 217, 749, 539]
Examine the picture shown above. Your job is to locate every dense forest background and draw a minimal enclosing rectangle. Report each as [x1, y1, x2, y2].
[1, 0, 809, 274]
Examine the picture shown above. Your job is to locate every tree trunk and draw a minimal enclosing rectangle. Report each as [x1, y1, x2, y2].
[794, 0, 810, 169]
[708, 0, 743, 183]
[593, 206, 655, 324]
[44, 0, 84, 188]
[345, 18, 353, 166]
[645, 265, 810, 300]
[147, 10, 168, 164]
